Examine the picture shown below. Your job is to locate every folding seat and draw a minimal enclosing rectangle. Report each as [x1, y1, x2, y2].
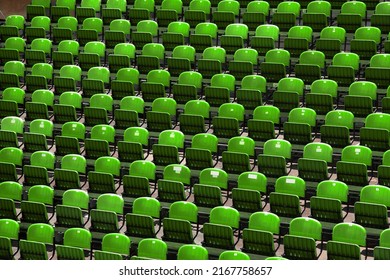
[257, 139, 292, 179]
[167, 45, 196, 78]
[336, 145, 372, 190]
[327, 52, 360, 89]
[202, 206, 240, 255]
[373, 229, 390, 260]
[25, 63, 53, 94]
[55, 122, 86, 156]
[82, 67, 110, 99]
[112, 68, 139, 98]
[370, 2, 390, 35]
[310, 180, 349, 229]
[25, 38, 52, 69]
[269, 193, 301, 220]
[19, 223, 55, 260]
[25, 90, 54, 121]
[152, 130, 184, 166]
[320, 110, 354, 148]
[115, 96, 143, 130]
[25, 16, 51, 44]
[20, 185, 54, 230]
[0, 219, 20, 259]
[88, 156, 121, 196]
[204, 74, 235, 108]
[53, 92, 82, 124]
[107, 42, 135, 74]
[236, 75, 266, 110]
[218, 250, 250, 260]
[146, 98, 177, 132]
[101, 0, 127, 26]
[0, 147, 23, 182]
[355, 185, 390, 230]
[212, 103, 245, 140]
[360, 113, 390, 151]
[336, 1, 366, 34]
[52, 40, 78, 71]
[189, 23, 218, 53]
[2, 37, 25, 63]
[128, 0, 154, 26]
[0, 181, 23, 220]
[273, 77, 304, 113]
[185, 133, 218, 170]
[315, 27, 346, 59]
[131, 20, 158, 50]
[344, 81, 376, 118]
[49, 0, 76, 23]
[118, 127, 148, 165]
[137, 43, 164, 75]
[131, 238, 167, 260]
[302, 1, 331, 33]
[350, 27, 381, 62]
[56, 228, 92, 260]
[173, 71, 202, 104]
[23, 151, 55, 187]
[228, 48, 258, 81]
[184, 0, 211, 28]
[54, 65, 82, 95]
[220, 24, 249, 56]
[327, 223, 367, 260]
[54, 155, 87, 197]
[76, 0, 101, 24]
[272, 1, 301, 32]
[274, 176, 306, 202]
[161, 22, 190, 53]
[260, 49, 290, 83]
[125, 197, 161, 243]
[90, 194, 124, 242]
[197, 46, 225, 79]
[105, 19, 131, 50]
[305, 79, 337, 115]
[241, 212, 280, 257]
[298, 143, 333, 184]
[77, 18, 103, 46]
[0, 88, 25, 118]
[177, 244, 208, 260]
[283, 108, 317, 145]
[84, 95, 113, 127]
[365, 54, 390, 89]
[212, 0, 240, 30]
[222, 136, 255, 174]
[242, 1, 269, 32]
[85, 125, 116, 160]
[94, 233, 130, 260]
[78, 41, 106, 72]
[23, 119, 53, 154]
[156, 0, 183, 28]
[294, 51, 325, 86]
[0, 15, 25, 41]
[378, 150, 390, 187]
[0, 61, 25, 90]
[141, 69, 169, 101]
[284, 26, 313, 59]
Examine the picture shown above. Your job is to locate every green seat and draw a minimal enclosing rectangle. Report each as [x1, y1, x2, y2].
[237, 75, 266, 110]
[131, 20, 158, 50]
[82, 67, 110, 98]
[52, 41, 77, 70]
[219, 250, 250, 260]
[134, 238, 167, 260]
[351, 27, 382, 61]
[222, 136, 255, 174]
[88, 156, 121, 195]
[336, 145, 372, 188]
[0, 116, 24, 149]
[212, 0, 240, 30]
[228, 48, 258, 81]
[365, 54, 390, 89]
[371, 2, 390, 35]
[25, 16, 50, 44]
[269, 192, 301, 218]
[327, 52, 360, 88]
[250, 24, 279, 57]
[0, 182, 23, 220]
[294, 51, 325, 85]
[78, 41, 106, 72]
[162, 22, 190, 52]
[77, 18, 103, 46]
[177, 244, 208, 260]
[55, 122, 85, 156]
[23, 119, 54, 153]
[54, 91, 82, 123]
[305, 79, 337, 115]
[320, 110, 354, 148]
[284, 26, 313, 58]
[212, 103, 244, 139]
[243, 1, 269, 31]
[76, 0, 101, 24]
[146, 98, 177, 132]
[55, 189, 89, 230]
[84, 94, 113, 127]
[248, 105, 280, 142]
[23, 151, 55, 186]
[360, 113, 390, 151]
[52, 16, 78, 44]
[25, 63, 53, 93]
[105, 19, 131, 50]
[84, 124, 115, 160]
[185, 133, 218, 170]
[94, 233, 130, 260]
[190, 23, 218, 53]
[0, 219, 19, 259]
[197, 46, 225, 79]
[0, 147, 23, 182]
[54, 154, 87, 194]
[156, 0, 183, 28]
[118, 127, 149, 163]
[184, 0, 211, 28]
[258, 139, 292, 179]
[302, 1, 331, 32]
[327, 223, 366, 260]
[336, 1, 366, 33]
[260, 49, 290, 83]
[54, 65, 82, 95]
[128, 0, 154, 26]
[274, 77, 304, 112]
[374, 229, 390, 260]
[109, 43, 135, 74]
[101, 0, 127, 26]
[378, 150, 390, 187]
[19, 223, 54, 260]
[56, 228, 92, 260]
[315, 27, 346, 59]
[283, 108, 316, 145]
[152, 130, 184, 167]
[220, 23, 249, 55]
[272, 1, 301, 32]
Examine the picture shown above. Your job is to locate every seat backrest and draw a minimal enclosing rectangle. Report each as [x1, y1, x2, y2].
[276, 1, 301, 17]
[332, 223, 366, 247]
[341, 145, 372, 167]
[289, 217, 322, 240]
[324, 110, 354, 129]
[316, 180, 348, 202]
[310, 79, 338, 98]
[307, 0, 331, 17]
[62, 189, 89, 209]
[341, 1, 366, 17]
[255, 24, 279, 41]
[225, 23, 249, 40]
[288, 108, 316, 126]
[199, 168, 228, 190]
[303, 143, 333, 163]
[275, 176, 306, 198]
[320, 27, 346, 44]
[129, 160, 156, 180]
[248, 212, 280, 234]
[265, 49, 290, 66]
[263, 139, 292, 159]
[191, 133, 218, 153]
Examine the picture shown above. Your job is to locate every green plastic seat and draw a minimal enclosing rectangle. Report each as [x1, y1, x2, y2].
[284, 108, 316, 145]
[337, 1, 366, 33]
[250, 24, 279, 56]
[220, 23, 249, 55]
[212, 103, 244, 139]
[272, 1, 301, 32]
[243, 1, 269, 31]
[320, 110, 354, 148]
[316, 27, 346, 59]
[185, 132, 217, 170]
[294, 51, 325, 85]
[302, 1, 331, 32]
[260, 49, 290, 83]
[298, 143, 333, 183]
[56, 228, 92, 260]
[258, 139, 292, 178]
[219, 250, 250, 260]
[327, 223, 366, 260]
[0, 219, 19, 259]
[222, 136, 255, 174]
[135, 238, 167, 260]
[371, 2, 390, 35]
[274, 77, 304, 113]
[306, 79, 337, 115]
[351, 27, 382, 60]
[177, 244, 208, 260]
[284, 26, 313, 58]
[212, 0, 240, 30]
